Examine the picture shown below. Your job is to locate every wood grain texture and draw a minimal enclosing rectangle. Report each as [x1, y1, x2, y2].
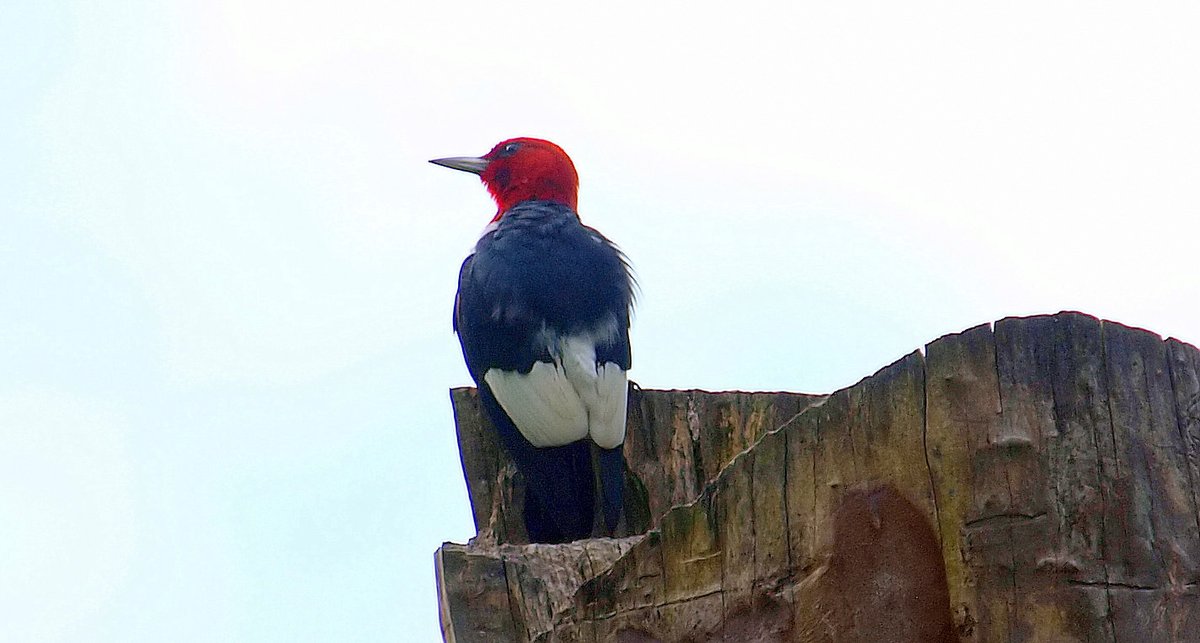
[437, 313, 1200, 642]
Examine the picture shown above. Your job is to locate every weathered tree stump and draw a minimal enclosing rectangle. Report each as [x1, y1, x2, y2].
[435, 312, 1200, 642]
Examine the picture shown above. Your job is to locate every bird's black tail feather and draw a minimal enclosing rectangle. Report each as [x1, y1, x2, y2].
[597, 446, 624, 534]
[479, 384, 597, 543]
[521, 441, 595, 543]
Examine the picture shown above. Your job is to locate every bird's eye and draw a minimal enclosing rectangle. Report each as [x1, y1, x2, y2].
[500, 142, 520, 156]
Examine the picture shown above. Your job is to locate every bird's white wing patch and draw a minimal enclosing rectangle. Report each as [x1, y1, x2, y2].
[586, 363, 628, 449]
[561, 337, 629, 450]
[485, 363, 588, 448]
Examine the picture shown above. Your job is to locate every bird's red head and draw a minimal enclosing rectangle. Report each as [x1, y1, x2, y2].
[431, 138, 579, 220]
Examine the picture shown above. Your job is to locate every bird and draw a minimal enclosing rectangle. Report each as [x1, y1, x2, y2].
[431, 138, 635, 544]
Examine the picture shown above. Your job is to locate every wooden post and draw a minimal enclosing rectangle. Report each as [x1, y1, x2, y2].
[435, 313, 1200, 642]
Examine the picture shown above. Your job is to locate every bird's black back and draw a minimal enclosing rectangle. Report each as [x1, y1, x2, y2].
[455, 200, 634, 379]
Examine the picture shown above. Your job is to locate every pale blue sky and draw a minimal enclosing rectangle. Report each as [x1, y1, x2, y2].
[3, 1, 1199, 640]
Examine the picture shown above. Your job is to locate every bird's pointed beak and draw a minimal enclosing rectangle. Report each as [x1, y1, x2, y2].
[429, 156, 489, 175]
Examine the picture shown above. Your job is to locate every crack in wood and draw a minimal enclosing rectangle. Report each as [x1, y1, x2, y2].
[963, 511, 1048, 529]
[921, 356, 943, 547]
[1094, 320, 1120, 642]
[1067, 580, 1200, 592]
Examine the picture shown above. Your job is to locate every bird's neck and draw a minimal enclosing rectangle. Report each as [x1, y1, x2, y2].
[488, 177, 577, 220]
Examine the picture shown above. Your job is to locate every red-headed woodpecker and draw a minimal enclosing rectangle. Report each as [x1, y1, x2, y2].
[432, 138, 634, 543]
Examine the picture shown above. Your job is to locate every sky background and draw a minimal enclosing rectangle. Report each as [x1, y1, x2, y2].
[3, 1, 1199, 640]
